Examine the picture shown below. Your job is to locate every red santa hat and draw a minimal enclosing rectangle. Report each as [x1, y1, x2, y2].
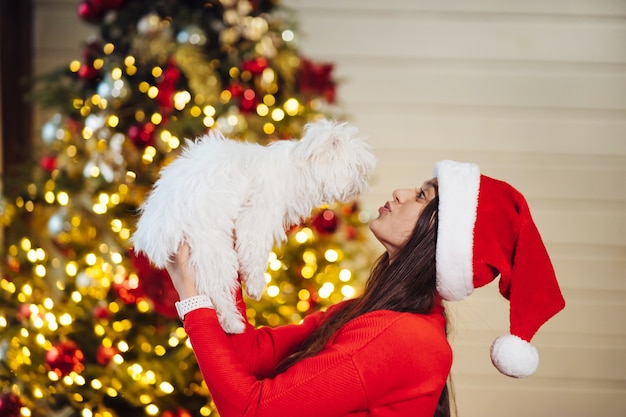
[433, 160, 565, 378]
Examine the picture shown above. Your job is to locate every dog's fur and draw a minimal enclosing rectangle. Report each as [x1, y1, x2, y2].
[131, 119, 375, 333]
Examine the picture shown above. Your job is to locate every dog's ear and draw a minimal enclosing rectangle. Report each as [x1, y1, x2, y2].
[293, 119, 357, 161]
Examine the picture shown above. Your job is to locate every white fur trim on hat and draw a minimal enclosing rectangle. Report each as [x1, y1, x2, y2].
[490, 334, 539, 378]
[433, 160, 480, 301]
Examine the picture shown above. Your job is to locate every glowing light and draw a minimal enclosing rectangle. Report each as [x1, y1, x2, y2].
[300, 266, 314, 279]
[142, 146, 157, 164]
[34, 265, 46, 277]
[284, 98, 299, 116]
[190, 106, 202, 117]
[111, 67, 122, 79]
[295, 228, 313, 243]
[147, 86, 159, 99]
[339, 269, 352, 282]
[150, 113, 163, 125]
[86, 253, 97, 265]
[266, 285, 280, 297]
[159, 381, 174, 393]
[263, 123, 275, 134]
[59, 313, 73, 326]
[174, 91, 192, 110]
[268, 258, 282, 271]
[145, 404, 159, 416]
[282, 30, 295, 42]
[256, 103, 269, 116]
[69, 60, 81, 72]
[44, 191, 55, 204]
[325, 249, 339, 262]
[318, 282, 335, 299]
[227, 114, 239, 126]
[203, 105, 216, 116]
[21, 238, 32, 251]
[342, 285, 356, 297]
[137, 300, 150, 313]
[358, 211, 371, 223]
[203, 116, 215, 127]
[302, 250, 316, 264]
[271, 108, 285, 121]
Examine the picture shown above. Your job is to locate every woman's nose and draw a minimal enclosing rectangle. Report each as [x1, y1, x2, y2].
[392, 189, 407, 202]
[392, 190, 400, 202]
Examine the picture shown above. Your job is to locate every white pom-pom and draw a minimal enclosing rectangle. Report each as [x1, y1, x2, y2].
[490, 334, 539, 378]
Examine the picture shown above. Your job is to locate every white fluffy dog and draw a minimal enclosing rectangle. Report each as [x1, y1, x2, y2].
[131, 119, 375, 333]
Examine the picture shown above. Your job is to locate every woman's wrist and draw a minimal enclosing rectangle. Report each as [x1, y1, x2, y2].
[175, 295, 214, 321]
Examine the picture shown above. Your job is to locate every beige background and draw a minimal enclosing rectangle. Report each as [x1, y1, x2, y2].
[32, 0, 626, 416]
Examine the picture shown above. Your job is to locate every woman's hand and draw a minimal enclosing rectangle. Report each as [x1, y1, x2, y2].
[165, 242, 199, 300]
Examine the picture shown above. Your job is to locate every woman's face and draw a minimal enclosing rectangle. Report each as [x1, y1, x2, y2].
[369, 179, 438, 258]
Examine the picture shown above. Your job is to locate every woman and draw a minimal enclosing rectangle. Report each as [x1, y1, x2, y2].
[166, 160, 565, 417]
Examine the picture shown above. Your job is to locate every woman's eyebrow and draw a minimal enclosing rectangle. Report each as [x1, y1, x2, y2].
[423, 180, 438, 191]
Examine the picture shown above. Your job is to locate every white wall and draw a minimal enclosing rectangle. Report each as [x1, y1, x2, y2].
[34, 0, 626, 416]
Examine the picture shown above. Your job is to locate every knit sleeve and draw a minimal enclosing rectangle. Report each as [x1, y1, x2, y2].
[184, 308, 367, 417]
[223, 310, 325, 379]
[216, 285, 327, 378]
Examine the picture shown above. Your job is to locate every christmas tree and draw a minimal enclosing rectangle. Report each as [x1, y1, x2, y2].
[0, 1, 377, 416]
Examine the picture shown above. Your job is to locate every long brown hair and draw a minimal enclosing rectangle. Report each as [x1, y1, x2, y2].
[276, 196, 450, 416]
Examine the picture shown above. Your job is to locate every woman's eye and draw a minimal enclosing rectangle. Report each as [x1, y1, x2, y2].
[416, 189, 426, 200]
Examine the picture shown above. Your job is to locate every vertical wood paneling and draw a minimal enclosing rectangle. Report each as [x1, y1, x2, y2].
[284, 1, 626, 416]
[33, 0, 626, 415]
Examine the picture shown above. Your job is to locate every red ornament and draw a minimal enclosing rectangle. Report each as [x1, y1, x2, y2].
[0, 392, 23, 417]
[78, 63, 100, 81]
[227, 82, 244, 98]
[163, 408, 192, 417]
[127, 122, 156, 148]
[311, 209, 339, 235]
[96, 345, 119, 366]
[240, 88, 259, 113]
[77, 1, 102, 21]
[156, 60, 181, 114]
[345, 225, 358, 240]
[112, 269, 144, 305]
[40, 154, 57, 172]
[77, 0, 125, 21]
[298, 58, 336, 103]
[92, 0, 126, 9]
[128, 250, 179, 319]
[45, 340, 85, 377]
[16, 304, 31, 322]
[241, 57, 268, 75]
[93, 302, 111, 319]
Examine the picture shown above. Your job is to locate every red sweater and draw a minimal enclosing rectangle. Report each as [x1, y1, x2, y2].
[184, 300, 452, 417]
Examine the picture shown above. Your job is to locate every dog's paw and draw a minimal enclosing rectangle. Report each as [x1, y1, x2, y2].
[244, 275, 266, 300]
[220, 315, 246, 334]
